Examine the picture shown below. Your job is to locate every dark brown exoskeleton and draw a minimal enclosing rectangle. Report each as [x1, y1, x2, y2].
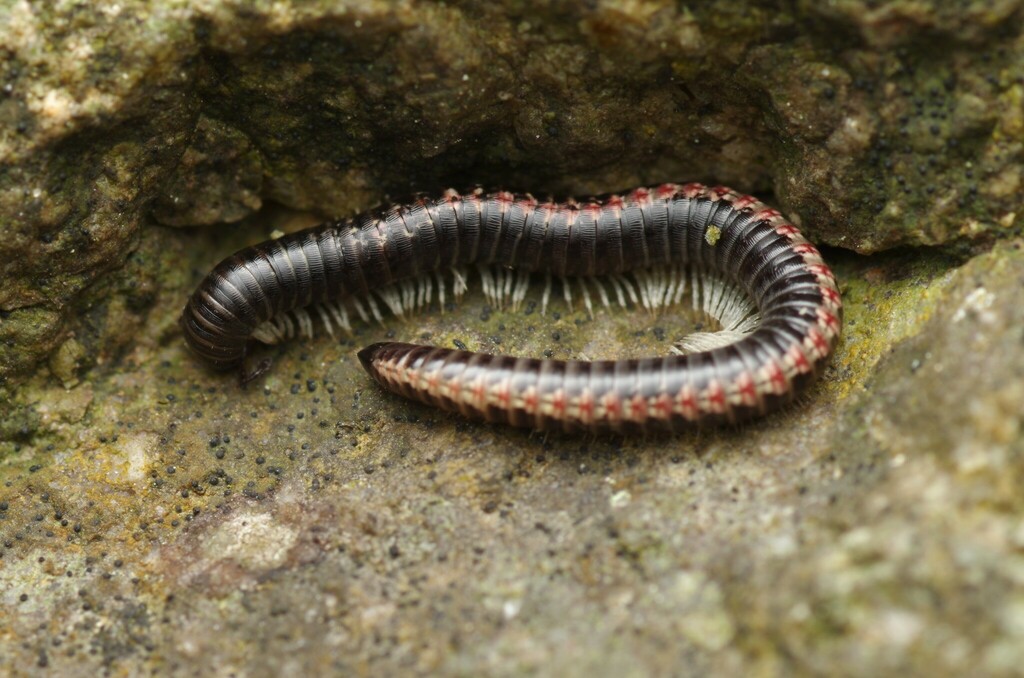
[181, 183, 842, 434]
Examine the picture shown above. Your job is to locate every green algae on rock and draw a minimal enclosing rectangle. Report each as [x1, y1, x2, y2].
[2, 1, 1024, 675]
[1, 217, 1021, 675]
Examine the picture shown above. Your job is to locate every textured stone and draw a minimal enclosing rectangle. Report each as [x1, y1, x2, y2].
[152, 115, 264, 226]
[2, 0, 1022, 386]
[2, 1, 1024, 676]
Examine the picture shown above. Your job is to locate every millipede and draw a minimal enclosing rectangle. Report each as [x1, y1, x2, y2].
[181, 183, 842, 434]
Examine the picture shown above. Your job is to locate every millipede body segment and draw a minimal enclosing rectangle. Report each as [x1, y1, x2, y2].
[181, 183, 842, 434]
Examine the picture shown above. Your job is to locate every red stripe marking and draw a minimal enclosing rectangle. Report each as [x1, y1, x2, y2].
[551, 390, 567, 416]
[706, 381, 727, 413]
[736, 372, 758, 406]
[787, 344, 811, 372]
[629, 394, 648, 422]
[807, 263, 833, 278]
[654, 393, 673, 419]
[681, 183, 706, 198]
[656, 183, 679, 199]
[765, 360, 787, 394]
[523, 387, 539, 414]
[426, 370, 441, 395]
[602, 392, 622, 421]
[808, 327, 830, 356]
[821, 286, 842, 306]
[678, 387, 698, 420]
[495, 382, 511, 407]
[471, 380, 487, 408]
[817, 309, 841, 334]
[732, 194, 760, 210]
[578, 391, 595, 424]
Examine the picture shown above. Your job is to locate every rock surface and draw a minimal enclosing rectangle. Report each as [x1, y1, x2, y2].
[2, 1, 1023, 676]
[2, 0, 1023, 386]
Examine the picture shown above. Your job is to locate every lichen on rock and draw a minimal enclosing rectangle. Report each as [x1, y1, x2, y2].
[2, 0, 1023, 389]
[1, 0, 1024, 675]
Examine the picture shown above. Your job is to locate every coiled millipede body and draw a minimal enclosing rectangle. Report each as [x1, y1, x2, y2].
[181, 183, 842, 434]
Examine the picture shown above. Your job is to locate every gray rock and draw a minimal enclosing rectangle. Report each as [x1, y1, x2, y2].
[1, 1, 1023, 676]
